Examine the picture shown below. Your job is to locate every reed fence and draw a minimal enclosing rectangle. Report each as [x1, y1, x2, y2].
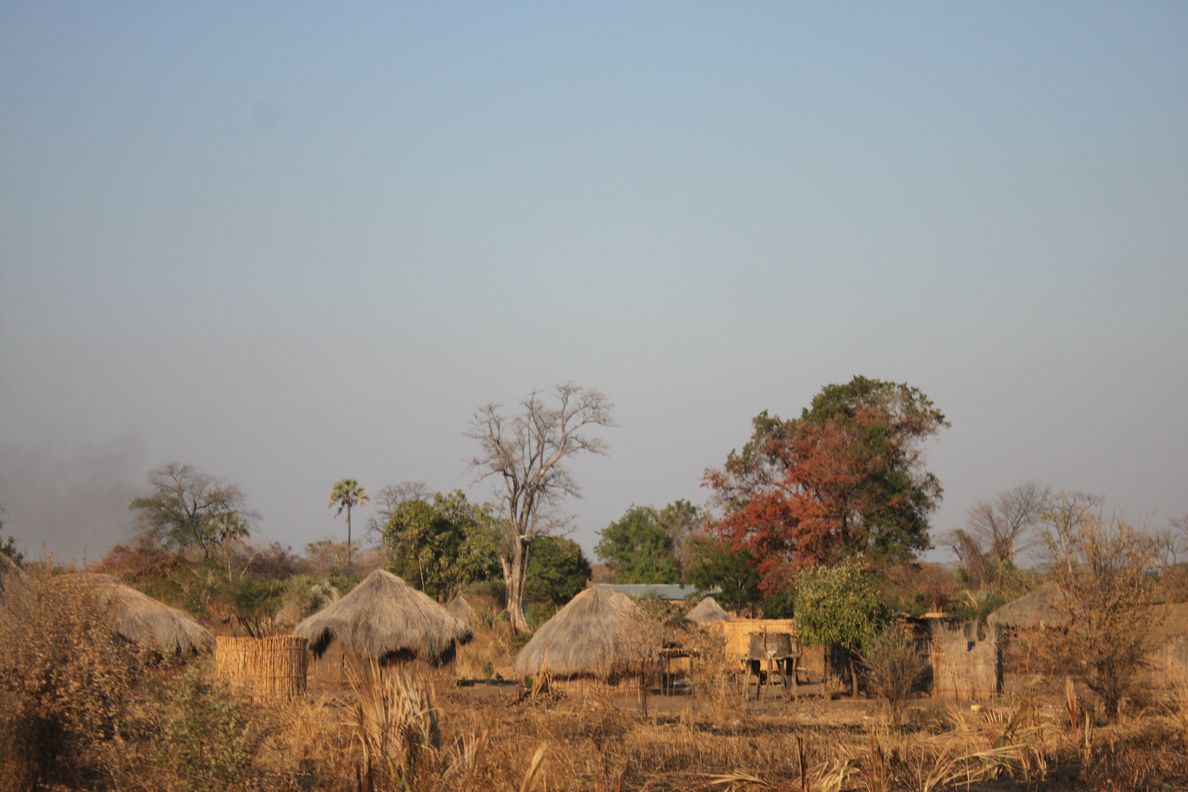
[215, 635, 308, 701]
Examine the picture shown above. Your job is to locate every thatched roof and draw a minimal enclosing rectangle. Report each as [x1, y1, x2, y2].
[446, 593, 475, 625]
[987, 584, 1070, 629]
[514, 587, 643, 678]
[275, 580, 340, 630]
[0, 553, 25, 598]
[77, 573, 215, 656]
[687, 596, 730, 624]
[294, 570, 473, 664]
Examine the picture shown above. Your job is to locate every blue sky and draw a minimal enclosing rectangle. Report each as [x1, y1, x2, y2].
[2, 2, 1186, 563]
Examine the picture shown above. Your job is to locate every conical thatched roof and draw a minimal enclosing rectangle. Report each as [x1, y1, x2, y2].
[987, 584, 1070, 629]
[446, 593, 475, 625]
[77, 573, 215, 656]
[687, 596, 730, 624]
[514, 587, 643, 678]
[294, 570, 473, 664]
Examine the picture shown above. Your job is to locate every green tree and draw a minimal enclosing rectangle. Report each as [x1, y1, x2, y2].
[683, 535, 762, 613]
[596, 505, 682, 583]
[524, 536, 591, 607]
[328, 479, 368, 568]
[706, 376, 948, 592]
[793, 557, 886, 696]
[382, 490, 501, 601]
[129, 463, 258, 559]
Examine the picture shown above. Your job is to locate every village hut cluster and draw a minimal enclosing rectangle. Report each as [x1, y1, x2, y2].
[6, 547, 1184, 711]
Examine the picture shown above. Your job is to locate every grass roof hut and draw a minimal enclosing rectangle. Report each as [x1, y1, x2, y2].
[447, 593, 475, 625]
[294, 570, 473, 666]
[987, 584, 1070, 630]
[78, 573, 215, 656]
[687, 596, 729, 624]
[514, 587, 643, 679]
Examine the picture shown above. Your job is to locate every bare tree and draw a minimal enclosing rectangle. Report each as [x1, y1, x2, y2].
[1043, 494, 1161, 720]
[949, 482, 1051, 588]
[468, 383, 614, 633]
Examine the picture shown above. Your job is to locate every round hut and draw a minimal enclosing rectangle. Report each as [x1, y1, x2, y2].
[687, 596, 729, 624]
[77, 573, 214, 656]
[986, 583, 1069, 631]
[294, 570, 473, 667]
[987, 583, 1068, 680]
[514, 587, 642, 679]
[446, 593, 476, 625]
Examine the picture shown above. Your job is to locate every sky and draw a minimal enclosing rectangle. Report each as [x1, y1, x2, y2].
[1, 2, 1186, 565]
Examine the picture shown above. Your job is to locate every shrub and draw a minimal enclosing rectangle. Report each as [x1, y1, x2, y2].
[0, 574, 142, 787]
[156, 671, 266, 791]
[863, 626, 926, 726]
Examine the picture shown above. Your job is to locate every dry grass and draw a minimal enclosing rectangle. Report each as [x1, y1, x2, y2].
[7, 583, 1188, 791]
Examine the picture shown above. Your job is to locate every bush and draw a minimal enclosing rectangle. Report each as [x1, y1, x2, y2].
[154, 672, 267, 791]
[863, 626, 926, 726]
[0, 574, 143, 788]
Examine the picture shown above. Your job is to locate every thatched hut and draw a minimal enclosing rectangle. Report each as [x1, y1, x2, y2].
[515, 587, 643, 679]
[986, 584, 1070, 681]
[78, 573, 214, 656]
[987, 584, 1069, 630]
[294, 570, 472, 666]
[687, 596, 729, 624]
[447, 593, 476, 625]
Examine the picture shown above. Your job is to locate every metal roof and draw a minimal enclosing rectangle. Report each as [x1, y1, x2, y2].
[593, 583, 706, 601]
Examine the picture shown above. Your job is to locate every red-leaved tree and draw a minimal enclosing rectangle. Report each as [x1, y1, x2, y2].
[704, 377, 947, 593]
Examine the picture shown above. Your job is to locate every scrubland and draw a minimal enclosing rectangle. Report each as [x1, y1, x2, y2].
[3, 580, 1188, 792]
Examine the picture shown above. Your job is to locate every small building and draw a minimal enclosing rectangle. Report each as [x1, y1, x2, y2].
[515, 587, 643, 679]
[294, 570, 472, 673]
[686, 596, 730, 624]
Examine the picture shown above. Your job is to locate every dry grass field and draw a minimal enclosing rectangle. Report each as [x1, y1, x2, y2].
[5, 578, 1188, 792]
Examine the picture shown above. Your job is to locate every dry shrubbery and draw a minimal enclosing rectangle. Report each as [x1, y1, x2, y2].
[6, 567, 1188, 791]
[0, 574, 143, 789]
[862, 626, 926, 727]
[1043, 498, 1162, 720]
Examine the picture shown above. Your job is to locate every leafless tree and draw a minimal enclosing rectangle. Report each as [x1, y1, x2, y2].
[467, 383, 614, 633]
[949, 482, 1051, 588]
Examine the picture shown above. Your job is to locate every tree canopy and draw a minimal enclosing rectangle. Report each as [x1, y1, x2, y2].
[596, 505, 682, 584]
[682, 535, 762, 613]
[381, 490, 500, 601]
[705, 376, 948, 593]
[129, 463, 258, 558]
[523, 535, 592, 607]
[793, 557, 885, 658]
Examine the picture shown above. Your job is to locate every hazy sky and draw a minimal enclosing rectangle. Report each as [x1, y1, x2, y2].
[2, 3, 1186, 565]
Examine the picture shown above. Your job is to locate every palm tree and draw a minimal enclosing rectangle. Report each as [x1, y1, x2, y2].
[328, 479, 369, 567]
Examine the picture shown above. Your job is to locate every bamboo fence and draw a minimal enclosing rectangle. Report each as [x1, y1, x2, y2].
[215, 636, 309, 701]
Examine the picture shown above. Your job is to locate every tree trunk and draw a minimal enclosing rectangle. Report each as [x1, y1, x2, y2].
[850, 659, 859, 699]
[346, 504, 352, 569]
[504, 537, 531, 634]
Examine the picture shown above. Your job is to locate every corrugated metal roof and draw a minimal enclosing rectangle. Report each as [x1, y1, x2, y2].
[593, 583, 705, 601]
